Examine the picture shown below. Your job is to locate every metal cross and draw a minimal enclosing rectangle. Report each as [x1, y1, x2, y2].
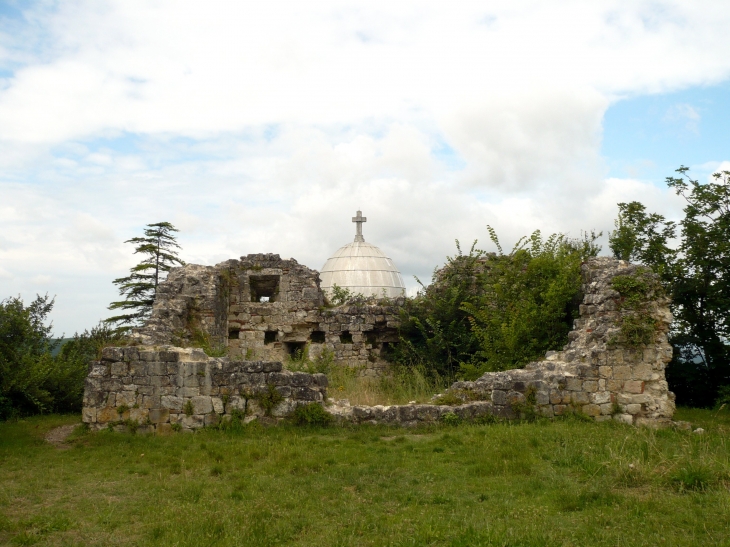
[352, 210, 367, 242]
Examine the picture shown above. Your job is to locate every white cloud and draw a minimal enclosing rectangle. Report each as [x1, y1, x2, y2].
[1, 1, 730, 333]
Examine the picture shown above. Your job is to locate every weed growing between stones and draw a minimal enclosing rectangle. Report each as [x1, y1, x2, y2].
[183, 400, 194, 417]
[290, 403, 333, 426]
[610, 270, 662, 349]
[250, 384, 283, 417]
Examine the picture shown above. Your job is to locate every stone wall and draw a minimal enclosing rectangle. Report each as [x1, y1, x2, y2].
[132, 253, 401, 375]
[82, 346, 327, 432]
[330, 258, 676, 427]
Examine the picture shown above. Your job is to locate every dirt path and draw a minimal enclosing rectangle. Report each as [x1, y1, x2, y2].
[45, 424, 78, 449]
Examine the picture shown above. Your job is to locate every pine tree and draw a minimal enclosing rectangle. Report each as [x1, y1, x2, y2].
[106, 222, 185, 331]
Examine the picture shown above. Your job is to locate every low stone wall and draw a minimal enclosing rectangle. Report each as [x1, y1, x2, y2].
[82, 347, 327, 432]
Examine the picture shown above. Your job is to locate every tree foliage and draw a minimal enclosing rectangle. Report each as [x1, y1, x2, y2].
[608, 167, 730, 407]
[393, 229, 600, 380]
[106, 222, 185, 331]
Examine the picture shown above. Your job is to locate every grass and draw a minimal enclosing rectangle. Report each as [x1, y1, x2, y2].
[0, 408, 728, 546]
[327, 365, 448, 406]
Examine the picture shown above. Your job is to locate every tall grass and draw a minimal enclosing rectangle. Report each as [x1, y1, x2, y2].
[327, 365, 448, 406]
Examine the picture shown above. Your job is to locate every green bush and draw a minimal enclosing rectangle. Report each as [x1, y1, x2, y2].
[290, 403, 333, 426]
[0, 295, 122, 419]
[394, 229, 599, 380]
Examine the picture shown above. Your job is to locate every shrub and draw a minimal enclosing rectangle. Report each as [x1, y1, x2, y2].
[290, 403, 333, 426]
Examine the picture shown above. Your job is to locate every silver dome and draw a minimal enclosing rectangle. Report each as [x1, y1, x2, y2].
[320, 211, 406, 299]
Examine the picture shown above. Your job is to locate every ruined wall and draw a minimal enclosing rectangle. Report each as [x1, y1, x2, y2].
[331, 258, 676, 427]
[82, 346, 327, 432]
[132, 253, 401, 374]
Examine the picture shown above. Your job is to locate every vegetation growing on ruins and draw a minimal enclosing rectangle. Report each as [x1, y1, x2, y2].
[609, 270, 663, 349]
[106, 222, 185, 332]
[609, 167, 730, 407]
[393, 229, 601, 380]
[1, 409, 728, 546]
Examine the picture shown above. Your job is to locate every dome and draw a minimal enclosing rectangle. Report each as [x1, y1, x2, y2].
[320, 211, 406, 299]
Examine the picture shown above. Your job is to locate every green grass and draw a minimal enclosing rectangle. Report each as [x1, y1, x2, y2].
[0, 408, 729, 546]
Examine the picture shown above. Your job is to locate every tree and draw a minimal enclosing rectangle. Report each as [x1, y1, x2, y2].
[609, 167, 730, 407]
[106, 222, 185, 331]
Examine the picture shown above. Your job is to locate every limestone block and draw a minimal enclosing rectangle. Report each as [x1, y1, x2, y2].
[492, 390, 507, 405]
[623, 381, 644, 394]
[275, 386, 292, 397]
[116, 391, 137, 406]
[110, 362, 128, 376]
[625, 404, 642, 415]
[161, 395, 183, 411]
[607, 380, 623, 392]
[211, 397, 224, 414]
[97, 406, 118, 423]
[613, 366, 631, 380]
[590, 391, 611, 404]
[102, 347, 125, 361]
[271, 400, 297, 417]
[598, 366, 613, 378]
[82, 407, 97, 423]
[191, 396, 213, 414]
[571, 392, 589, 405]
[149, 408, 170, 424]
[566, 378, 582, 391]
[181, 415, 205, 429]
[204, 413, 220, 426]
[614, 414, 633, 425]
[290, 372, 313, 387]
[177, 387, 200, 397]
[632, 364, 653, 381]
[535, 391, 550, 405]
[88, 363, 110, 378]
[582, 404, 601, 417]
[129, 408, 149, 422]
[141, 351, 160, 362]
[157, 423, 173, 435]
[582, 380, 598, 392]
[262, 362, 283, 372]
[599, 403, 614, 415]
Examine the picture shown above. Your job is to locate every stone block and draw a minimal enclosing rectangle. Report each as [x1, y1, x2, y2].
[632, 364, 653, 381]
[101, 347, 124, 362]
[582, 380, 598, 392]
[141, 351, 159, 362]
[262, 362, 283, 372]
[312, 373, 328, 387]
[582, 404, 601, 417]
[243, 362, 263, 373]
[159, 351, 179, 362]
[607, 380, 623, 392]
[571, 392, 589, 405]
[623, 381, 644, 394]
[290, 372, 312, 387]
[275, 386, 292, 398]
[211, 397, 224, 414]
[178, 387, 200, 397]
[181, 415, 205, 429]
[625, 404, 642, 415]
[204, 413, 220, 426]
[88, 363, 110, 378]
[491, 390, 507, 405]
[156, 423, 173, 435]
[97, 406, 118, 423]
[614, 414, 633, 425]
[161, 395, 183, 411]
[535, 391, 550, 405]
[566, 378, 582, 391]
[613, 366, 632, 380]
[191, 396, 213, 414]
[599, 402, 614, 415]
[129, 408, 149, 422]
[110, 362, 128, 376]
[149, 408, 170, 424]
[82, 407, 97, 423]
[590, 392, 611, 404]
[116, 391, 136, 406]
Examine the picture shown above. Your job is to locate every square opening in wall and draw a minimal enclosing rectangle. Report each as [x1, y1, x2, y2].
[228, 329, 240, 340]
[285, 341, 306, 358]
[264, 331, 277, 345]
[380, 342, 394, 359]
[365, 331, 377, 345]
[340, 331, 353, 344]
[309, 331, 326, 343]
[250, 275, 280, 303]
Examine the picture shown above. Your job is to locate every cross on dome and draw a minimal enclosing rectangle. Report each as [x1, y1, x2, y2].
[352, 210, 367, 242]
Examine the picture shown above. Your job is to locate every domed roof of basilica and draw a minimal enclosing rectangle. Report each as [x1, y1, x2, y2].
[320, 211, 406, 299]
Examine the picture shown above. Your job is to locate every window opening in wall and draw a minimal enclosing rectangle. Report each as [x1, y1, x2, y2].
[264, 331, 277, 345]
[250, 275, 280, 303]
[380, 342, 394, 359]
[365, 331, 377, 345]
[228, 329, 240, 340]
[284, 341, 306, 358]
[340, 331, 353, 344]
[310, 331, 326, 343]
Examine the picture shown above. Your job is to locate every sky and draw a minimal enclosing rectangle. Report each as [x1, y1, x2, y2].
[1, 0, 730, 336]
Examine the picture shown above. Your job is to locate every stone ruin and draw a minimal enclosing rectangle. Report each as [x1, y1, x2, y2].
[133, 253, 401, 376]
[82, 255, 677, 432]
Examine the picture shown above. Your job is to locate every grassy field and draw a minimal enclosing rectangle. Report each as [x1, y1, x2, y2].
[1, 409, 729, 547]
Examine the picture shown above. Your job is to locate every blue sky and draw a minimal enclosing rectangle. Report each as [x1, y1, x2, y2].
[1, 1, 729, 335]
